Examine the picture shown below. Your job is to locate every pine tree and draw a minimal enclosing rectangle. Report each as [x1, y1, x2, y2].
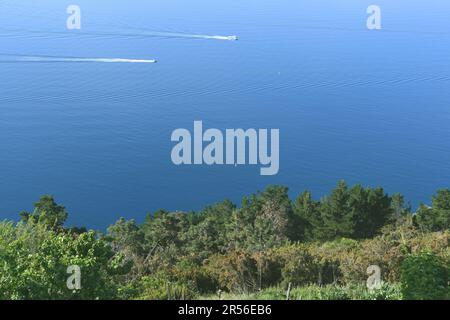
[320, 181, 354, 239]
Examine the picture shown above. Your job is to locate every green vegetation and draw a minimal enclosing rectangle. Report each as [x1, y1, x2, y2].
[401, 251, 448, 300]
[0, 181, 449, 300]
[200, 283, 402, 300]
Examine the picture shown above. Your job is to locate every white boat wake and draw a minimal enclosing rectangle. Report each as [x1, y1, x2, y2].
[203, 35, 238, 41]
[0, 55, 157, 64]
[0, 27, 238, 42]
[138, 31, 238, 41]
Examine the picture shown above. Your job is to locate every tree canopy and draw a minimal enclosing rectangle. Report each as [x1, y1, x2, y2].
[1, 182, 448, 300]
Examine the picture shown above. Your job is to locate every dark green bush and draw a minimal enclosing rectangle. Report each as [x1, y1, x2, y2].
[401, 251, 448, 300]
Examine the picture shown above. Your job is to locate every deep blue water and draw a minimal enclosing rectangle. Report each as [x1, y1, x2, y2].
[0, 0, 449, 229]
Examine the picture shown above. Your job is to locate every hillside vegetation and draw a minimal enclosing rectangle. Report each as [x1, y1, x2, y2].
[0, 181, 448, 300]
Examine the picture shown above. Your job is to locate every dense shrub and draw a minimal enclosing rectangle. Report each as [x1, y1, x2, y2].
[172, 257, 217, 293]
[0, 222, 126, 300]
[135, 273, 197, 300]
[267, 244, 319, 287]
[204, 250, 258, 293]
[3, 184, 450, 300]
[401, 251, 448, 300]
[314, 229, 449, 285]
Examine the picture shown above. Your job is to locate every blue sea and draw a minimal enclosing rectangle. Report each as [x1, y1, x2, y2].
[0, 0, 449, 229]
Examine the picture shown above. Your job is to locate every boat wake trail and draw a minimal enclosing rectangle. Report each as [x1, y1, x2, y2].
[174, 34, 238, 41]
[0, 27, 238, 42]
[115, 30, 238, 41]
[0, 54, 157, 64]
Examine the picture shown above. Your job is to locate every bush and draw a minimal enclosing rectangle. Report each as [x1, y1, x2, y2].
[172, 258, 217, 294]
[401, 251, 448, 300]
[268, 244, 319, 287]
[290, 283, 402, 300]
[366, 282, 402, 300]
[197, 283, 402, 300]
[204, 251, 258, 293]
[292, 285, 351, 300]
[0, 222, 124, 300]
[253, 287, 286, 300]
[136, 273, 197, 300]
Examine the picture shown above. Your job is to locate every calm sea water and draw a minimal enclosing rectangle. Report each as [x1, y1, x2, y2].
[0, 0, 449, 229]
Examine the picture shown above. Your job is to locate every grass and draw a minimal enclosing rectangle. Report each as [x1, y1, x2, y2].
[198, 283, 403, 300]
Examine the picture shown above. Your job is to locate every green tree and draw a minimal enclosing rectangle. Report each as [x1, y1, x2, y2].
[253, 186, 290, 249]
[107, 218, 144, 256]
[307, 182, 393, 240]
[106, 218, 144, 281]
[182, 200, 235, 260]
[293, 190, 321, 241]
[20, 195, 68, 231]
[415, 189, 450, 232]
[0, 221, 126, 300]
[142, 210, 188, 251]
[140, 210, 190, 274]
[225, 186, 292, 251]
[320, 181, 355, 239]
[352, 186, 393, 239]
[391, 193, 412, 221]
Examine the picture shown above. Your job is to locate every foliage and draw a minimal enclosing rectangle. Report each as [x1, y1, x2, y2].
[415, 189, 450, 232]
[1, 182, 449, 300]
[290, 283, 402, 300]
[0, 222, 126, 300]
[204, 250, 258, 294]
[199, 283, 402, 300]
[401, 251, 448, 300]
[295, 181, 393, 241]
[135, 273, 197, 300]
[19, 195, 68, 231]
